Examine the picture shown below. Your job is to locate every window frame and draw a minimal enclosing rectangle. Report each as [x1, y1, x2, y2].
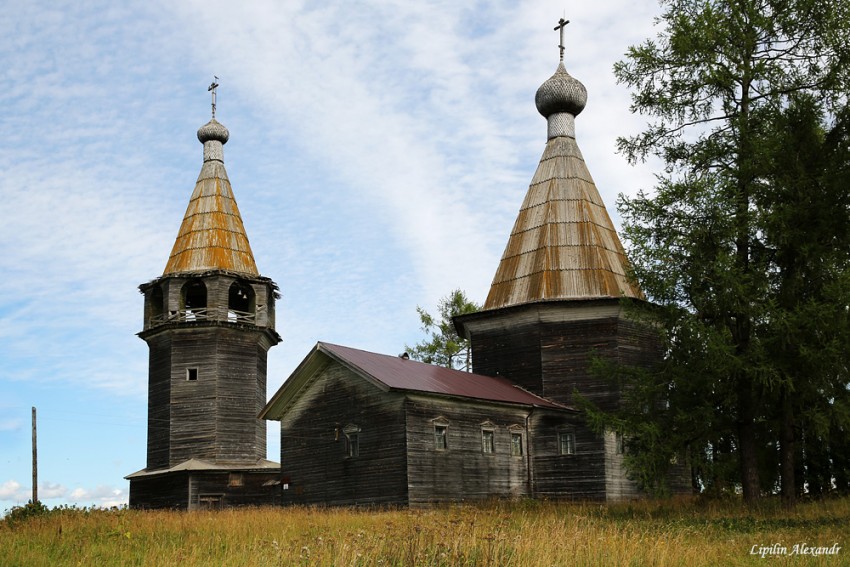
[510, 432, 524, 457]
[434, 424, 448, 451]
[558, 430, 576, 456]
[343, 424, 360, 458]
[481, 428, 495, 454]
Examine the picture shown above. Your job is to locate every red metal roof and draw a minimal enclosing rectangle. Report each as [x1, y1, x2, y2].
[319, 342, 568, 410]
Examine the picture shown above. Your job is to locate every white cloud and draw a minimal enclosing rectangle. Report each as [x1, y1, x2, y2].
[0, 480, 27, 502]
[69, 485, 128, 508]
[0, 481, 66, 504]
[0, 479, 127, 509]
[39, 482, 67, 500]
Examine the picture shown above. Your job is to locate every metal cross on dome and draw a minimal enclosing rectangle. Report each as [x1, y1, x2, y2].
[208, 76, 220, 119]
[554, 18, 570, 62]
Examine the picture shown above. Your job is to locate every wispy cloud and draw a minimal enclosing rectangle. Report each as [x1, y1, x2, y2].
[0, 480, 26, 502]
[1, 0, 663, 507]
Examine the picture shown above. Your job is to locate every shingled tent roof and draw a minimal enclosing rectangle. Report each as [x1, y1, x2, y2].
[260, 342, 570, 420]
[162, 117, 259, 277]
[484, 62, 641, 310]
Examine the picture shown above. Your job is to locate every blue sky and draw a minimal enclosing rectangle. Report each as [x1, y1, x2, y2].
[0, 0, 663, 509]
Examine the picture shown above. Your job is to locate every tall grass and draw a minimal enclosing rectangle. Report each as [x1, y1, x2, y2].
[2, 497, 847, 566]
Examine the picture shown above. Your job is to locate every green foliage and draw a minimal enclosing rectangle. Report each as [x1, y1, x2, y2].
[3, 500, 49, 528]
[595, 0, 850, 504]
[406, 290, 480, 370]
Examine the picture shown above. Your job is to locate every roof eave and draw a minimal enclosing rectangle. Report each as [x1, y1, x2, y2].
[454, 296, 641, 337]
[400, 389, 575, 413]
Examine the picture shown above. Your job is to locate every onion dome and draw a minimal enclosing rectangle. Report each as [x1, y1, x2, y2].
[535, 62, 587, 118]
[197, 118, 230, 144]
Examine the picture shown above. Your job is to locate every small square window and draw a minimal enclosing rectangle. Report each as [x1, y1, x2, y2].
[228, 473, 243, 487]
[558, 432, 575, 455]
[482, 429, 495, 454]
[434, 425, 448, 450]
[186, 368, 198, 381]
[511, 432, 523, 456]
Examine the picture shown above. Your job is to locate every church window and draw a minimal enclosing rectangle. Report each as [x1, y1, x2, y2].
[186, 368, 198, 381]
[434, 425, 448, 450]
[481, 429, 495, 454]
[343, 424, 360, 458]
[511, 432, 523, 456]
[558, 431, 575, 455]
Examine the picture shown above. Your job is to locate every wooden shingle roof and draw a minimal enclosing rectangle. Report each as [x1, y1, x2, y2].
[483, 63, 641, 310]
[162, 119, 259, 277]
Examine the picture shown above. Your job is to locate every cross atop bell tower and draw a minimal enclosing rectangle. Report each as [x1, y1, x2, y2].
[554, 17, 569, 62]
[208, 76, 219, 118]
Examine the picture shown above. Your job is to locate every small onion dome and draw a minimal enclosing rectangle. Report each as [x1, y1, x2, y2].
[197, 118, 230, 144]
[535, 62, 587, 118]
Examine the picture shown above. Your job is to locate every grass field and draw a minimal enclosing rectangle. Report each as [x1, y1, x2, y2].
[1, 497, 847, 566]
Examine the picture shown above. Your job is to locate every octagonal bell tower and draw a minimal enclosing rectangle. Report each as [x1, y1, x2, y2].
[128, 85, 281, 509]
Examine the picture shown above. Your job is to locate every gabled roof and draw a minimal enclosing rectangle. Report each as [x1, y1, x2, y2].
[260, 342, 570, 420]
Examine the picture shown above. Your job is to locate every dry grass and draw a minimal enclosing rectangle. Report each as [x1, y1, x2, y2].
[1, 497, 848, 566]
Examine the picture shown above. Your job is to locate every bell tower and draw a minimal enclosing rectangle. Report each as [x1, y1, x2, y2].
[128, 85, 281, 509]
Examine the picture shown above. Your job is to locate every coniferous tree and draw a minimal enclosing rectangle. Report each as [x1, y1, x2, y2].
[757, 98, 850, 506]
[406, 290, 480, 371]
[594, 0, 850, 505]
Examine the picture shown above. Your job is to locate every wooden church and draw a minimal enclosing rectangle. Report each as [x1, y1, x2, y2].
[129, 27, 683, 509]
[260, 41, 683, 505]
[126, 94, 282, 510]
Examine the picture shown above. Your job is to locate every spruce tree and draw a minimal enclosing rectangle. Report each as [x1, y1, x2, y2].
[606, 0, 850, 505]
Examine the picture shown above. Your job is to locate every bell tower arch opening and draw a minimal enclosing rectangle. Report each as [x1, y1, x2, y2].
[181, 280, 207, 320]
[228, 281, 255, 323]
[146, 284, 165, 327]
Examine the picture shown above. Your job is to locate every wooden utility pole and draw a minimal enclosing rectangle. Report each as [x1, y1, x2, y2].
[32, 406, 37, 503]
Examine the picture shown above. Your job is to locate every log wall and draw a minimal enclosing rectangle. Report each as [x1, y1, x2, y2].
[129, 473, 189, 510]
[129, 470, 280, 510]
[279, 363, 409, 507]
[463, 301, 660, 500]
[530, 411, 607, 500]
[404, 396, 533, 506]
[146, 326, 272, 467]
